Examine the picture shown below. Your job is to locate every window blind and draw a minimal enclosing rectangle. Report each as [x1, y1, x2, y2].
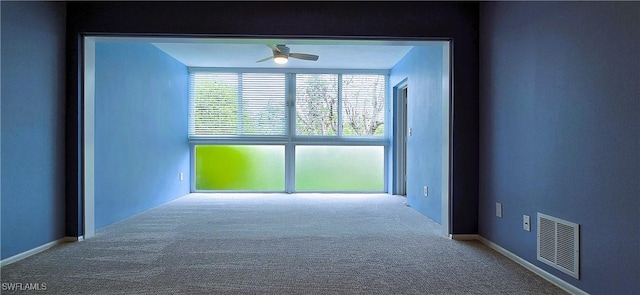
[189, 71, 385, 138]
[241, 73, 286, 135]
[189, 72, 286, 137]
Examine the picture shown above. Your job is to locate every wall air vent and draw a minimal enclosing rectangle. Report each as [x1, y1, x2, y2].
[537, 213, 580, 279]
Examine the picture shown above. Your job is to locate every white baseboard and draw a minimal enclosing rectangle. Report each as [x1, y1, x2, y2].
[1, 236, 78, 267]
[477, 236, 588, 295]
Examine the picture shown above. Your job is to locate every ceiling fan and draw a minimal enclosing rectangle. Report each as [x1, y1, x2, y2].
[256, 44, 319, 64]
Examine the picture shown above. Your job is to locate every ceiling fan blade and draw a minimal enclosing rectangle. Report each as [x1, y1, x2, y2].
[266, 44, 281, 53]
[290, 53, 319, 61]
[256, 56, 274, 63]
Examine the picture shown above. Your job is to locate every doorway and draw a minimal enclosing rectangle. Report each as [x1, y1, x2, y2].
[393, 81, 408, 196]
[80, 36, 452, 238]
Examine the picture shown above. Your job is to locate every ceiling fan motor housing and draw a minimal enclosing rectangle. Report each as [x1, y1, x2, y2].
[274, 45, 290, 57]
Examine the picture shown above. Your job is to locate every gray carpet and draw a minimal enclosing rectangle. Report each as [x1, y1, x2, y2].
[1, 193, 566, 294]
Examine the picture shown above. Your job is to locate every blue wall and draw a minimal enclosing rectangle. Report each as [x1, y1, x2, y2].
[0, 2, 67, 259]
[479, 2, 639, 293]
[390, 46, 444, 223]
[94, 42, 190, 229]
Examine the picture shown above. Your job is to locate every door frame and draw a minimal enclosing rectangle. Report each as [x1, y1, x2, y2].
[392, 80, 408, 196]
[80, 36, 452, 238]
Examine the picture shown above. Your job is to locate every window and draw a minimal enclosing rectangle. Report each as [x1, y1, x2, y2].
[189, 72, 286, 137]
[295, 74, 339, 136]
[341, 75, 386, 136]
[295, 74, 385, 137]
[295, 145, 384, 191]
[195, 145, 285, 191]
[190, 73, 238, 136]
[189, 69, 388, 192]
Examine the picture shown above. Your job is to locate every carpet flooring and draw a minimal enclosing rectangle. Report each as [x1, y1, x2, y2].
[1, 193, 567, 294]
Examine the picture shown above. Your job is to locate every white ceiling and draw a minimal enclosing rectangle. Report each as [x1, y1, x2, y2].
[122, 37, 431, 70]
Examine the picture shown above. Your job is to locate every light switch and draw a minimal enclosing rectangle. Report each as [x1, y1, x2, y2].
[523, 215, 531, 231]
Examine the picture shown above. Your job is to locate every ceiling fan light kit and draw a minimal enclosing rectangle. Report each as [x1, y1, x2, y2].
[274, 54, 288, 64]
[256, 44, 319, 65]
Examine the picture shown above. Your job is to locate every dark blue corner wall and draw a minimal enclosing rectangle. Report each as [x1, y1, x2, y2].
[479, 2, 639, 293]
[1, 2, 67, 259]
[66, 1, 479, 236]
[390, 46, 444, 223]
[94, 42, 189, 229]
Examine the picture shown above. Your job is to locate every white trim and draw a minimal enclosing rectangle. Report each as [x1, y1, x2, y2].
[0, 237, 78, 267]
[441, 42, 451, 237]
[392, 80, 408, 196]
[83, 37, 96, 239]
[449, 234, 479, 240]
[478, 236, 588, 295]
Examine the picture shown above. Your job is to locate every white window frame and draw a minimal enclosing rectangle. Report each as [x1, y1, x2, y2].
[189, 67, 390, 193]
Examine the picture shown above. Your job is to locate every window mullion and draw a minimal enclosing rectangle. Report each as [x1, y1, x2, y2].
[288, 73, 296, 139]
[286, 73, 296, 193]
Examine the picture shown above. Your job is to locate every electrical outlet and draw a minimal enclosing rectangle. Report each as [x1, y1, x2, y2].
[523, 215, 531, 231]
[423, 186, 428, 197]
[496, 203, 503, 218]
[179, 173, 184, 181]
